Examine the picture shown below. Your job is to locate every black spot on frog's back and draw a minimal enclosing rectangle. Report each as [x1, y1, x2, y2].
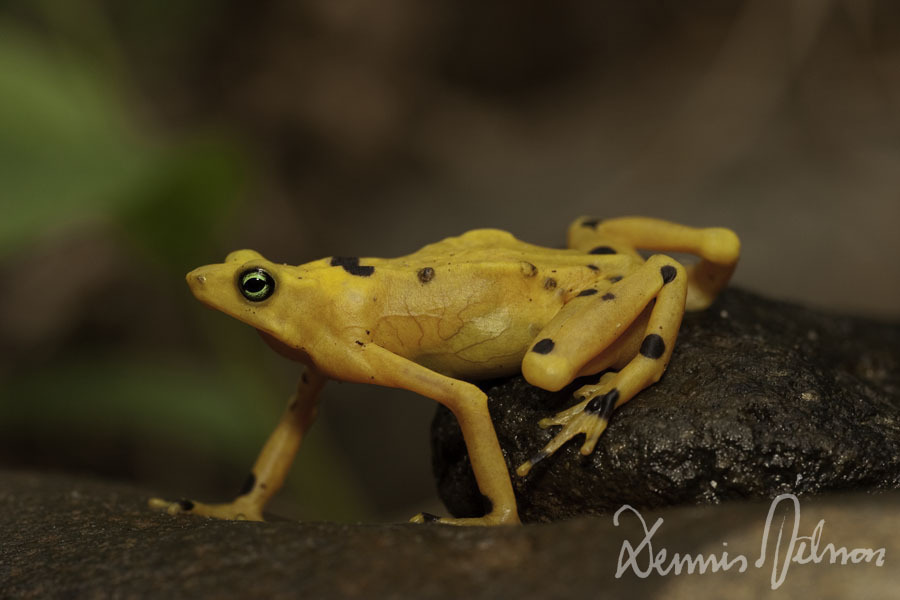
[331, 256, 375, 277]
[418, 267, 435, 283]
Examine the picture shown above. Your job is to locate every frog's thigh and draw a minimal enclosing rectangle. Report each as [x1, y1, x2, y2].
[517, 256, 687, 476]
[149, 368, 326, 521]
[521, 255, 673, 392]
[568, 216, 740, 310]
[359, 344, 519, 526]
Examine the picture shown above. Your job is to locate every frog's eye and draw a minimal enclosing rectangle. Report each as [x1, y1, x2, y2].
[238, 268, 275, 302]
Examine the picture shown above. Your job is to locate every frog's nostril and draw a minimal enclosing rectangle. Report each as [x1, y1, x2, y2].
[185, 269, 207, 289]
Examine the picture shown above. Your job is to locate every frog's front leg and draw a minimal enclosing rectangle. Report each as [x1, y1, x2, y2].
[353, 344, 520, 526]
[517, 255, 687, 476]
[149, 367, 326, 521]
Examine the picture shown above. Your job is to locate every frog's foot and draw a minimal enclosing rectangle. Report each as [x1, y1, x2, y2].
[515, 386, 618, 477]
[148, 496, 264, 521]
[409, 510, 519, 526]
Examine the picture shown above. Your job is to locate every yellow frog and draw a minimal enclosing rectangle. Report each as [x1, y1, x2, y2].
[150, 216, 739, 525]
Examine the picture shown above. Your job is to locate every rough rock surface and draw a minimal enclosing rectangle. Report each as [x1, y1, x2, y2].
[1, 470, 897, 599]
[432, 288, 900, 522]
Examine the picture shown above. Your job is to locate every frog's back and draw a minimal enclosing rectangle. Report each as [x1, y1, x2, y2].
[400, 228, 625, 269]
[352, 229, 641, 379]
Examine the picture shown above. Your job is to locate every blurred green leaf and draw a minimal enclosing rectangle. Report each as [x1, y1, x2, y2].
[0, 19, 245, 265]
[120, 138, 247, 272]
[0, 20, 156, 251]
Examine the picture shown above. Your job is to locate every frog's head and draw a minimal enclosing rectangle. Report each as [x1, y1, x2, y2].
[186, 249, 299, 347]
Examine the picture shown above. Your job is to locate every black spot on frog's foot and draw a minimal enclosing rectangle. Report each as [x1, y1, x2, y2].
[585, 388, 619, 417]
[661, 265, 677, 284]
[331, 256, 375, 277]
[178, 499, 195, 511]
[418, 267, 435, 283]
[639, 334, 666, 359]
[580, 218, 602, 229]
[532, 338, 555, 354]
[589, 246, 617, 255]
[239, 473, 256, 496]
[577, 288, 598, 297]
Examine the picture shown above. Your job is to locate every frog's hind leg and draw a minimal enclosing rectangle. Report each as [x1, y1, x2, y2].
[517, 255, 687, 476]
[149, 368, 326, 521]
[569, 216, 739, 310]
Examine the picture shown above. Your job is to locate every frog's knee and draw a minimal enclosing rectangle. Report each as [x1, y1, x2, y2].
[701, 228, 740, 264]
[521, 337, 575, 392]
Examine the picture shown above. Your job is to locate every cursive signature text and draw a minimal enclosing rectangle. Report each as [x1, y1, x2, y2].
[614, 493, 886, 590]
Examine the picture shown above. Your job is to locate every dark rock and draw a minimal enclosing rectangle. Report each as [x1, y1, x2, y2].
[432, 288, 900, 522]
[2, 469, 898, 599]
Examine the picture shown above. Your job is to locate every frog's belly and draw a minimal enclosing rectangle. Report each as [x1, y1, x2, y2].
[372, 308, 550, 380]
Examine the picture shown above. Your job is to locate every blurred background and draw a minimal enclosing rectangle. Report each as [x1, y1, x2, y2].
[1, 0, 898, 522]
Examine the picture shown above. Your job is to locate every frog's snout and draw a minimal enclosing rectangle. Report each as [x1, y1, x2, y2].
[185, 268, 210, 300]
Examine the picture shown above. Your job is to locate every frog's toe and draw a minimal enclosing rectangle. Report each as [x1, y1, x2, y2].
[538, 397, 589, 428]
[149, 497, 197, 516]
[409, 512, 442, 524]
[517, 394, 615, 476]
[148, 496, 263, 521]
[410, 512, 517, 526]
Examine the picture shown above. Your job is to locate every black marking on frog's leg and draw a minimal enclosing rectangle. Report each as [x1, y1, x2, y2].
[589, 246, 617, 255]
[544, 277, 557, 290]
[580, 217, 603, 229]
[417, 266, 435, 283]
[419, 512, 441, 523]
[576, 288, 598, 297]
[330, 256, 375, 277]
[660, 265, 677, 284]
[602, 292, 615, 301]
[239, 473, 256, 496]
[586, 264, 599, 271]
[520, 262, 538, 277]
[585, 388, 619, 419]
[607, 275, 623, 283]
[480, 494, 494, 515]
[520, 449, 550, 474]
[178, 499, 195, 511]
[532, 338, 555, 354]
[639, 334, 666, 359]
